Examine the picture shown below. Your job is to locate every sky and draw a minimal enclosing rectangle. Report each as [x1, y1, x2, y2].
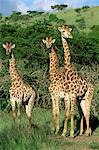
[0, 0, 99, 16]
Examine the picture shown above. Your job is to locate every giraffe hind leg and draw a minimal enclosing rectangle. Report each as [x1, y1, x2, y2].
[70, 94, 76, 138]
[62, 93, 70, 137]
[26, 93, 35, 128]
[85, 85, 94, 136]
[80, 85, 94, 136]
[77, 100, 84, 136]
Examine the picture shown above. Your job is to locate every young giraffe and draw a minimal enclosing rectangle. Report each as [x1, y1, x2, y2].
[58, 25, 94, 137]
[42, 37, 70, 135]
[3, 42, 36, 128]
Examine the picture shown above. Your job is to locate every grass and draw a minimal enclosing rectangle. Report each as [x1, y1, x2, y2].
[0, 108, 99, 150]
[56, 7, 99, 28]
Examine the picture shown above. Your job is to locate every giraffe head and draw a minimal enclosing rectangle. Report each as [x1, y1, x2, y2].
[42, 37, 56, 49]
[58, 25, 73, 39]
[2, 42, 15, 55]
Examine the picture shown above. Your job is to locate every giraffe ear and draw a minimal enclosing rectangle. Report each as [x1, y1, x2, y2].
[42, 39, 46, 44]
[58, 27, 62, 32]
[52, 39, 56, 43]
[2, 44, 6, 49]
[69, 28, 72, 32]
[11, 44, 15, 49]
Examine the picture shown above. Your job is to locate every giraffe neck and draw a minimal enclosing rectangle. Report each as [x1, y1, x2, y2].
[49, 47, 59, 81]
[61, 37, 71, 72]
[9, 54, 22, 82]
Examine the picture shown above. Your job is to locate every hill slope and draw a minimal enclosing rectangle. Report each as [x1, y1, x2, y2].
[55, 7, 99, 28]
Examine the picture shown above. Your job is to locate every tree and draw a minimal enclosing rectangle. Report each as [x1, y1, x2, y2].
[10, 11, 19, 21]
[51, 4, 68, 11]
[75, 17, 86, 29]
[16, 12, 21, 15]
[82, 5, 90, 11]
[75, 8, 81, 16]
[27, 10, 38, 14]
[0, 13, 2, 20]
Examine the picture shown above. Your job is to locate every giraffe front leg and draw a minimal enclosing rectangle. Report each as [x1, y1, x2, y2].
[18, 103, 21, 129]
[62, 93, 70, 137]
[51, 95, 56, 134]
[55, 95, 60, 134]
[12, 111, 16, 127]
[10, 98, 16, 127]
[84, 85, 93, 136]
[70, 94, 76, 138]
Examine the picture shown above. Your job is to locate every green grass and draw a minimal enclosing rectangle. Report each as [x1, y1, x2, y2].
[55, 7, 99, 28]
[0, 108, 99, 150]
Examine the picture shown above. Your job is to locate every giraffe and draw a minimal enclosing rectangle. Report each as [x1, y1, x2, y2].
[42, 37, 70, 135]
[3, 42, 36, 128]
[58, 25, 94, 137]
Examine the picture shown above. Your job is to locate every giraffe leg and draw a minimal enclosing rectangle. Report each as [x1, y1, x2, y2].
[51, 97, 56, 133]
[26, 94, 35, 129]
[51, 94, 60, 134]
[18, 103, 21, 129]
[12, 111, 16, 127]
[62, 93, 70, 137]
[77, 100, 84, 136]
[70, 94, 76, 138]
[79, 116, 84, 135]
[85, 85, 93, 136]
[55, 95, 60, 134]
[10, 98, 16, 127]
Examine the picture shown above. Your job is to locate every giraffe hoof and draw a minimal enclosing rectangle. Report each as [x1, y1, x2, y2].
[70, 135, 74, 138]
[86, 128, 91, 137]
[70, 132, 74, 138]
[79, 131, 83, 136]
[61, 133, 66, 137]
[51, 129, 55, 134]
[55, 131, 59, 135]
[86, 132, 91, 137]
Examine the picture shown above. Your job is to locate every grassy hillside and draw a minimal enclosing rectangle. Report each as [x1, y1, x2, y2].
[56, 7, 99, 28]
[0, 7, 99, 29]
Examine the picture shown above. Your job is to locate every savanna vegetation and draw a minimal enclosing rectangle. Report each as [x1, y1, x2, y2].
[0, 6, 99, 150]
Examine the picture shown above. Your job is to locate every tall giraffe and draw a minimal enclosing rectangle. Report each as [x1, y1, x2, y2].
[58, 25, 94, 137]
[3, 42, 36, 128]
[42, 37, 70, 134]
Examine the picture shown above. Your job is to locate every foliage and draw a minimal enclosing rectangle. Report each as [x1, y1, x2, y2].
[82, 5, 90, 11]
[51, 4, 68, 11]
[75, 17, 86, 29]
[91, 25, 99, 32]
[75, 8, 81, 15]
[70, 31, 99, 64]
[48, 14, 59, 22]
[0, 13, 2, 20]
